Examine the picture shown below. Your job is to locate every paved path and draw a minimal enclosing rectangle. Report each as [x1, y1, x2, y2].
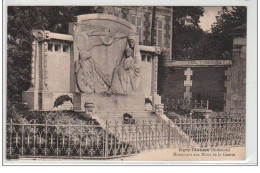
[13, 147, 245, 163]
[111, 147, 245, 161]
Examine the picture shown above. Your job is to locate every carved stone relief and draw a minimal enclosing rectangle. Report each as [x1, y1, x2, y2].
[73, 20, 141, 95]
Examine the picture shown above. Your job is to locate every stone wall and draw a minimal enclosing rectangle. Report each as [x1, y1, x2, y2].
[159, 66, 228, 111]
[192, 67, 227, 111]
[159, 67, 186, 99]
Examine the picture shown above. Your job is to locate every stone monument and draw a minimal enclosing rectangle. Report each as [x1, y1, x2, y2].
[22, 14, 162, 121]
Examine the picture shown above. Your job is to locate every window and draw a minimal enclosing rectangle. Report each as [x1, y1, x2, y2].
[62, 45, 70, 53]
[136, 16, 142, 44]
[130, 15, 142, 44]
[107, 11, 119, 17]
[48, 43, 53, 52]
[48, 43, 70, 54]
[157, 19, 163, 47]
[142, 54, 146, 62]
[54, 44, 61, 52]
[147, 55, 152, 62]
[131, 15, 136, 25]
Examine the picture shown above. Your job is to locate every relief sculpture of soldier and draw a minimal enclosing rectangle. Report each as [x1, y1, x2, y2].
[76, 51, 110, 93]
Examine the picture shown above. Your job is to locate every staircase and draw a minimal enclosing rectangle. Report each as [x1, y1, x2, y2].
[90, 110, 199, 150]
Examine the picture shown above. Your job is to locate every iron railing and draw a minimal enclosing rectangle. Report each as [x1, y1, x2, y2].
[6, 116, 245, 159]
[6, 119, 181, 159]
[172, 116, 246, 148]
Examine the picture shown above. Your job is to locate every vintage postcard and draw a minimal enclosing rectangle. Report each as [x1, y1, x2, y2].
[2, 0, 257, 166]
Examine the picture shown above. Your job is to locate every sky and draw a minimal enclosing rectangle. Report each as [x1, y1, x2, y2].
[199, 6, 222, 32]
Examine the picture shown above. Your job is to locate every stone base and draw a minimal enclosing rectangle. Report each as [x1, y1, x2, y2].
[78, 93, 145, 112]
[22, 91, 146, 112]
[95, 110, 156, 123]
[22, 91, 77, 111]
[22, 90, 35, 110]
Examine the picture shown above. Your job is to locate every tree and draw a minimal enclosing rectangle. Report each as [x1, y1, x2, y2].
[210, 7, 247, 58]
[172, 7, 205, 60]
[171, 6, 246, 60]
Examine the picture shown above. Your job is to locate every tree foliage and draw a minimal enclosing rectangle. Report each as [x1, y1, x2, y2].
[172, 6, 246, 60]
[172, 7, 204, 60]
[210, 6, 247, 58]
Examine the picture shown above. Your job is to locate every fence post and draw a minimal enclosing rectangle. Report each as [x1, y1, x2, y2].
[189, 111, 193, 148]
[168, 120, 171, 148]
[21, 121, 25, 156]
[207, 118, 212, 148]
[206, 100, 209, 110]
[104, 120, 108, 158]
[135, 122, 138, 153]
[8, 119, 13, 157]
[32, 119, 36, 156]
[44, 120, 48, 156]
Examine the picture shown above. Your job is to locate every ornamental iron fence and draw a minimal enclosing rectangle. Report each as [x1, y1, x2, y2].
[172, 116, 246, 148]
[6, 116, 245, 159]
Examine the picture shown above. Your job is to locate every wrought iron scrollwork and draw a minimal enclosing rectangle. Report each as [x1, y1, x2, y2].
[6, 116, 245, 159]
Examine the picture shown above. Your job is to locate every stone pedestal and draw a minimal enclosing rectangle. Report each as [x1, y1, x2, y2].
[78, 93, 145, 112]
[152, 92, 161, 111]
[155, 104, 164, 115]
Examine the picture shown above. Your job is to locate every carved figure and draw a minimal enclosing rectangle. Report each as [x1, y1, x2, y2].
[74, 23, 141, 94]
[77, 51, 110, 93]
[109, 47, 141, 94]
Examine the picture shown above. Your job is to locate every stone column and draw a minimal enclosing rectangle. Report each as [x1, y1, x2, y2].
[42, 41, 48, 89]
[151, 48, 162, 111]
[34, 41, 40, 110]
[152, 55, 158, 93]
[224, 67, 232, 113]
[68, 22, 80, 93]
[28, 41, 37, 91]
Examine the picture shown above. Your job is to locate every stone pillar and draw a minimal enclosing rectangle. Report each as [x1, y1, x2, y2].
[152, 55, 158, 93]
[42, 41, 48, 89]
[155, 104, 164, 115]
[34, 41, 40, 110]
[23, 30, 47, 110]
[224, 25, 246, 116]
[184, 67, 193, 99]
[28, 41, 37, 91]
[151, 48, 162, 111]
[224, 67, 232, 113]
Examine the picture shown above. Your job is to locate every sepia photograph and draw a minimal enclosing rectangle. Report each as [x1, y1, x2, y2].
[2, 0, 257, 166]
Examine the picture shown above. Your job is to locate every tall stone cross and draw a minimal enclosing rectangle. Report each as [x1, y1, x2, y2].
[184, 67, 193, 99]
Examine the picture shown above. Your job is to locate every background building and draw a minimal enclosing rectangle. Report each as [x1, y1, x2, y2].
[103, 6, 172, 61]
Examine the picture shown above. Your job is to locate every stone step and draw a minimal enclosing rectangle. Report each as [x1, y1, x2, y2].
[91, 112, 199, 148]
[95, 111, 155, 117]
[93, 111, 157, 125]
